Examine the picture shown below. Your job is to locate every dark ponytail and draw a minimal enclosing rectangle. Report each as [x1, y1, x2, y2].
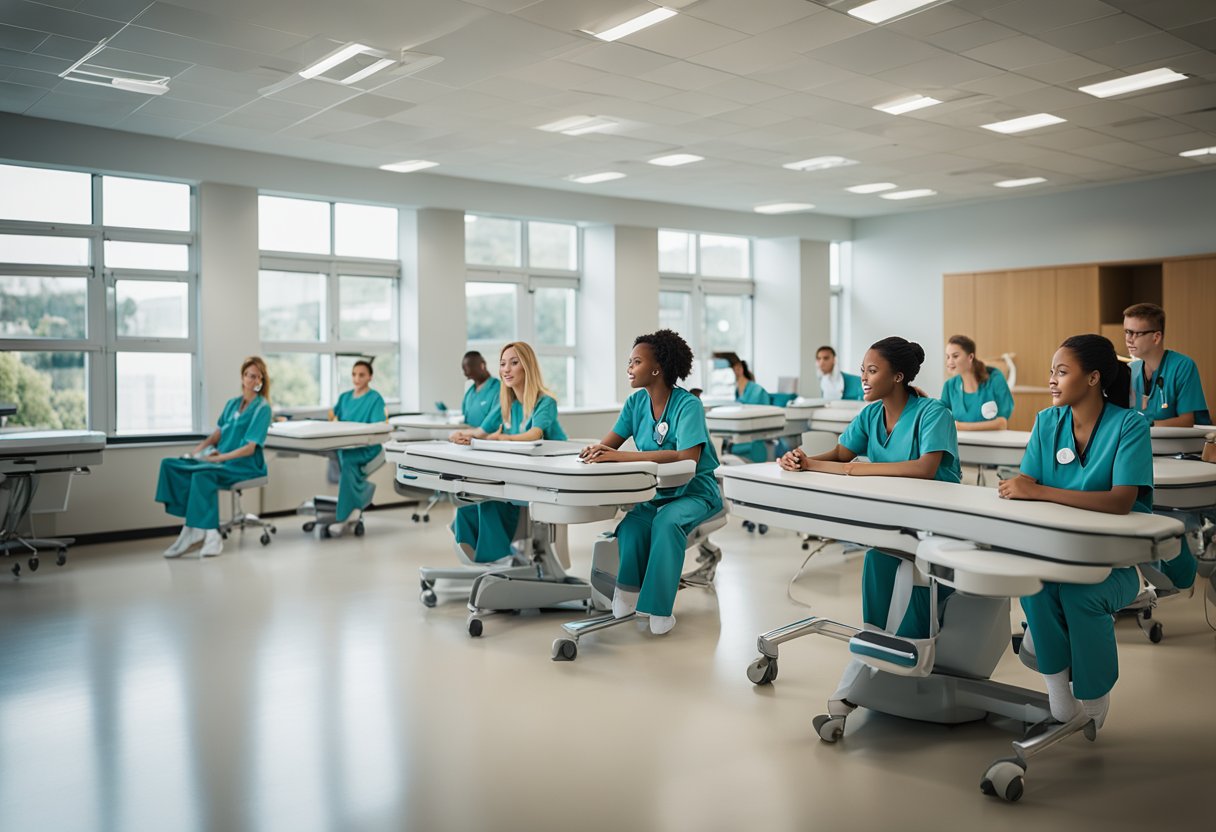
[871, 336, 926, 394]
[948, 334, 988, 383]
[1060, 334, 1130, 408]
[739, 359, 754, 381]
[713, 351, 754, 381]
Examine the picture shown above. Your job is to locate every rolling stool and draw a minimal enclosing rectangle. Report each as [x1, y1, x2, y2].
[218, 477, 275, 546]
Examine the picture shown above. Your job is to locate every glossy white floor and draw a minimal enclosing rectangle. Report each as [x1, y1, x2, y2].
[2, 504, 1213, 832]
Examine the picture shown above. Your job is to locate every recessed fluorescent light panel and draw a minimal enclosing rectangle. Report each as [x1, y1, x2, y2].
[1179, 146, 1216, 158]
[1078, 67, 1187, 99]
[982, 113, 1066, 134]
[648, 153, 704, 167]
[300, 43, 371, 79]
[588, 7, 678, 42]
[60, 37, 170, 95]
[783, 156, 858, 172]
[754, 203, 814, 214]
[566, 171, 626, 184]
[849, 0, 942, 25]
[379, 160, 438, 173]
[846, 182, 897, 194]
[874, 95, 941, 115]
[995, 177, 1047, 188]
[538, 115, 618, 136]
[880, 189, 937, 200]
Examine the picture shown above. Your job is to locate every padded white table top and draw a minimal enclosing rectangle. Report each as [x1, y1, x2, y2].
[268, 420, 390, 439]
[1150, 425, 1212, 456]
[0, 430, 107, 453]
[706, 405, 789, 433]
[1153, 458, 1216, 510]
[389, 414, 468, 429]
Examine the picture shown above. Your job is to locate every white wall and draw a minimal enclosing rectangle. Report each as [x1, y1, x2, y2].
[400, 208, 467, 411]
[849, 169, 1216, 394]
[754, 238, 831, 397]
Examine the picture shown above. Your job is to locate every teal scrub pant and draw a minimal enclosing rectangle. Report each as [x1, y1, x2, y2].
[1020, 566, 1139, 700]
[1152, 539, 1196, 590]
[452, 502, 521, 563]
[155, 458, 251, 530]
[614, 494, 720, 617]
[336, 445, 380, 522]
[727, 441, 768, 463]
[862, 549, 954, 638]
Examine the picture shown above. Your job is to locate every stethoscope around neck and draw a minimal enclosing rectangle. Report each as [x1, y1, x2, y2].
[652, 391, 673, 446]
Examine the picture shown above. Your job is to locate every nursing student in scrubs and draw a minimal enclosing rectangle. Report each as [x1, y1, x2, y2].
[816, 345, 864, 401]
[581, 329, 721, 636]
[998, 334, 1152, 729]
[158, 357, 273, 558]
[449, 342, 566, 563]
[715, 351, 772, 463]
[451, 350, 501, 440]
[325, 359, 387, 537]
[1123, 303, 1210, 427]
[780, 337, 960, 632]
[941, 335, 1014, 431]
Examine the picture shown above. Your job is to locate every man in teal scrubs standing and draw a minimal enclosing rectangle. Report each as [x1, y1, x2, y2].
[1123, 303, 1210, 427]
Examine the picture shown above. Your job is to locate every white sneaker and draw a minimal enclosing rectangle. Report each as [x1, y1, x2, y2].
[200, 530, 224, 557]
[648, 614, 676, 635]
[164, 526, 203, 558]
[326, 522, 347, 537]
[611, 587, 639, 619]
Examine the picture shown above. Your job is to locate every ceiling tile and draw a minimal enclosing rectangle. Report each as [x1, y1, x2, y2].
[1017, 55, 1118, 83]
[637, 60, 735, 91]
[116, 111, 202, 139]
[767, 10, 872, 53]
[687, 34, 802, 76]
[1081, 31, 1199, 67]
[979, 0, 1121, 34]
[957, 73, 1050, 97]
[872, 53, 1003, 87]
[565, 42, 678, 75]
[1036, 12, 1160, 51]
[134, 3, 307, 55]
[746, 56, 860, 92]
[924, 19, 1021, 52]
[807, 28, 946, 75]
[0, 79, 47, 111]
[135, 95, 229, 123]
[107, 26, 289, 73]
[1171, 19, 1216, 51]
[0, 23, 48, 53]
[963, 35, 1078, 70]
[513, 0, 657, 33]
[620, 13, 749, 59]
[75, 0, 163, 22]
[655, 90, 738, 117]
[414, 13, 583, 87]
[1115, 0, 1216, 29]
[0, 45, 70, 74]
[0, 64, 63, 90]
[699, 77, 789, 105]
[885, 4, 985, 37]
[1, 2, 122, 42]
[1119, 81, 1216, 116]
[685, 0, 821, 35]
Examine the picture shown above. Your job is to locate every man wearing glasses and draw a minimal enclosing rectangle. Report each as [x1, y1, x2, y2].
[1123, 303, 1210, 428]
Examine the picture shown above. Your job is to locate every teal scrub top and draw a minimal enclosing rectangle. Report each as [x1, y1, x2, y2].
[839, 395, 962, 483]
[334, 388, 386, 425]
[463, 377, 502, 433]
[612, 387, 721, 503]
[1129, 351, 1210, 425]
[1020, 404, 1153, 514]
[505, 394, 566, 440]
[736, 380, 771, 405]
[940, 368, 1015, 423]
[841, 372, 864, 401]
[216, 395, 271, 478]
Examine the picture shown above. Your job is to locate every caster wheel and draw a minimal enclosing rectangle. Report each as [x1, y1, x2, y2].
[260, 533, 271, 546]
[980, 759, 1026, 802]
[320, 526, 330, 539]
[813, 714, 844, 743]
[1011, 633, 1024, 654]
[411, 513, 420, 522]
[746, 656, 778, 686]
[758, 524, 769, 535]
[354, 521, 365, 537]
[801, 542, 809, 551]
[56, 551, 67, 567]
[420, 589, 437, 608]
[28, 557, 39, 572]
[468, 618, 484, 637]
[303, 522, 316, 533]
[269, 525, 276, 534]
[221, 531, 229, 540]
[11, 563, 20, 577]
[422, 514, 430, 523]
[1148, 621, 1163, 643]
[551, 638, 577, 661]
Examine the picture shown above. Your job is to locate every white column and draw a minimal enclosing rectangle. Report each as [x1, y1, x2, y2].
[753, 238, 830, 396]
[400, 208, 467, 411]
[579, 225, 659, 404]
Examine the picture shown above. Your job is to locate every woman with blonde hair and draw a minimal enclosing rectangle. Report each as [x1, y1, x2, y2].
[158, 356, 273, 558]
[450, 342, 566, 562]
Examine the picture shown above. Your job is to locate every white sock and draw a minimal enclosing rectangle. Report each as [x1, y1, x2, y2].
[648, 614, 676, 635]
[164, 526, 203, 557]
[327, 522, 346, 537]
[1081, 695, 1110, 731]
[1043, 670, 1082, 722]
[611, 587, 638, 619]
[200, 529, 224, 557]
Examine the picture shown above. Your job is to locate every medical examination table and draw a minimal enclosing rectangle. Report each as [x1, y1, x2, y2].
[721, 463, 1184, 802]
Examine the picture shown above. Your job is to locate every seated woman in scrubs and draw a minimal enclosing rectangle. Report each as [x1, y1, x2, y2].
[780, 337, 960, 713]
[941, 335, 1014, 431]
[581, 329, 721, 636]
[158, 357, 273, 558]
[715, 351, 771, 463]
[450, 350, 501, 440]
[816, 345, 864, 401]
[998, 334, 1152, 730]
[326, 359, 387, 537]
[449, 341, 566, 563]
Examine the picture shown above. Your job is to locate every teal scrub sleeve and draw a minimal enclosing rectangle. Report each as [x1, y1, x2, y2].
[839, 407, 871, 457]
[478, 401, 503, 433]
[843, 373, 864, 401]
[1174, 359, 1209, 421]
[1020, 410, 1047, 482]
[672, 395, 710, 452]
[939, 377, 956, 414]
[461, 386, 475, 419]
[916, 399, 959, 460]
[530, 396, 559, 434]
[243, 399, 272, 446]
[990, 369, 1015, 419]
[1111, 411, 1153, 491]
[612, 394, 637, 440]
[739, 382, 771, 405]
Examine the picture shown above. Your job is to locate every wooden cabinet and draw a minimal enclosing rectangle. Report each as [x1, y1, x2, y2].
[944, 255, 1213, 430]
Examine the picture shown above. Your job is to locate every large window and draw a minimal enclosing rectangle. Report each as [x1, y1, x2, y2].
[258, 196, 401, 409]
[0, 164, 197, 435]
[465, 216, 579, 405]
[658, 229, 753, 396]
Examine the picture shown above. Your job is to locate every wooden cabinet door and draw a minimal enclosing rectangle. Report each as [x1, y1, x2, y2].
[1163, 258, 1216, 418]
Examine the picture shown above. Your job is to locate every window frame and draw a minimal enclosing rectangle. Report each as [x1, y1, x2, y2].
[0, 168, 200, 436]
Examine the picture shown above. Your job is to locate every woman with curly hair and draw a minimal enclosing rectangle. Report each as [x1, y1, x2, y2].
[580, 329, 722, 635]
